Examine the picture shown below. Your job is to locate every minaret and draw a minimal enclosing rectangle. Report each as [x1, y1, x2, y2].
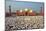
[40, 7, 44, 16]
[41, 7, 42, 13]
[9, 5, 11, 16]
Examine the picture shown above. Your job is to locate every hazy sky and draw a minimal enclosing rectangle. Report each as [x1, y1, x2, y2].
[5, 0, 44, 13]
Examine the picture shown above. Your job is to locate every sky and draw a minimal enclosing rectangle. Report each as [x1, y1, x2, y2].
[5, 0, 44, 13]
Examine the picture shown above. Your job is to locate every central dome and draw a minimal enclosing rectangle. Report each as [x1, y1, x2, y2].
[29, 10, 32, 13]
[24, 8, 28, 11]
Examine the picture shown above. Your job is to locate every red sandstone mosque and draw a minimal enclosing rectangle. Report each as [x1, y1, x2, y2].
[5, 6, 44, 17]
[16, 8, 36, 16]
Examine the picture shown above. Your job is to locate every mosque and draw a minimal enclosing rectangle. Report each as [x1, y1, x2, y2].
[16, 8, 36, 16]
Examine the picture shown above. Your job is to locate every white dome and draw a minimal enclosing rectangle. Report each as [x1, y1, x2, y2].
[25, 8, 28, 11]
[20, 9, 23, 12]
[29, 10, 32, 13]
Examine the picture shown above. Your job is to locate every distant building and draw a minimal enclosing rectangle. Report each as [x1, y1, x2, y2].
[16, 8, 36, 16]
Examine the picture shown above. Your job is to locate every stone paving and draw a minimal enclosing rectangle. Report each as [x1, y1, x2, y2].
[5, 16, 44, 31]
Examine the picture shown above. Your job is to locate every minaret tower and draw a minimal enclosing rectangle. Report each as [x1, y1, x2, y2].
[40, 6, 44, 16]
[9, 5, 11, 16]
